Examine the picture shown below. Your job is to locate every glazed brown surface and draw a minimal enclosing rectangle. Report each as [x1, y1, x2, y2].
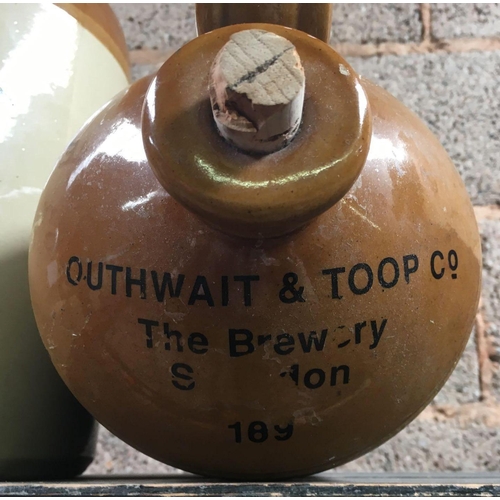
[55, 3, 130, 79]
[196, 4, 333, 43]
[143, 24, 371, 239]
[29, 28, 481, 479]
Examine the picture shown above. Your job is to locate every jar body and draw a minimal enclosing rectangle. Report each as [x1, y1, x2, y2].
[29, 74, 481, 479]
[0, 3, 128, 479]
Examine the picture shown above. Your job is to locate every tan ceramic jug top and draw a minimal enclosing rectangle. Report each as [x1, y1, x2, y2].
[56, 3, 130, 78]
[29, 21, 481, 480]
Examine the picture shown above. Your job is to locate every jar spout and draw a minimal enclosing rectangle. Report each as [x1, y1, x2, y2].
[142, 24, 371, 239]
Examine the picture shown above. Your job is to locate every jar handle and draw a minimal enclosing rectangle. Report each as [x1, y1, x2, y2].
[195, 4, 333, 43]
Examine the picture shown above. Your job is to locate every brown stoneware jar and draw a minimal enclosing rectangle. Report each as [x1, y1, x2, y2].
[29, 23, 481, 479]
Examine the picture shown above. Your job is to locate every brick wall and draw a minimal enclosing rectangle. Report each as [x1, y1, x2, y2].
[85, 3, 500, 474]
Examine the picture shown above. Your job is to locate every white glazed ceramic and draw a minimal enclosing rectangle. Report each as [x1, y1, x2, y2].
[0, 3, 128, 478]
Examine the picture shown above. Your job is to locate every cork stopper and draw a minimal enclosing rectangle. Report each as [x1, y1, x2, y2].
[209, 29, 305, 155]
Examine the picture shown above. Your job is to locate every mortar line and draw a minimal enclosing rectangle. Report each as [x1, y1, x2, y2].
[475, 298, 495, 403]
[334, 37, 500, 58]
[130, 36, 500, 66]
[420, 3, 432, 42]
[473, 205, 500, 221]
[425, 401, 500, 426]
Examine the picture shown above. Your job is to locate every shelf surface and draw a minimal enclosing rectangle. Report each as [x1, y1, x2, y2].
[1, 472, 500, 496]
